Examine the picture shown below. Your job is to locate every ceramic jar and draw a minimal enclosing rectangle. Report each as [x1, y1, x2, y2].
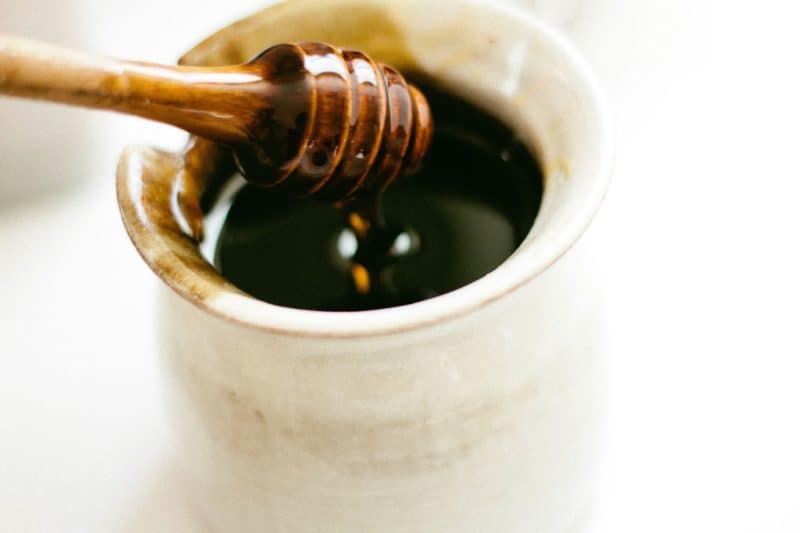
[117, 1, 612, 531]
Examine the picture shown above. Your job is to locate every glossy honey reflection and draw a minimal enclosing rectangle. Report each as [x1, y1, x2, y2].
[232, 42, 432, 201]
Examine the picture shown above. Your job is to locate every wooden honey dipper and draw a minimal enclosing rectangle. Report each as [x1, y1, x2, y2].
[0, 36, 433, 201]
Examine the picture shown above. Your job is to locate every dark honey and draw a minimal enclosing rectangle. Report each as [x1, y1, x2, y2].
[209, 80, 543, 311]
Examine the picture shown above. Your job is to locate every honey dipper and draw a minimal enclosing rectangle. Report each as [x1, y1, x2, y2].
[0, 36, 433, 200]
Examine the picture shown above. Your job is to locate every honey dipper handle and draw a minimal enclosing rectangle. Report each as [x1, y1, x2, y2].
[0, 34, 265, 144]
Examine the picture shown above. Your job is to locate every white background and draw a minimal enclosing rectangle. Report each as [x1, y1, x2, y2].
[2, 0, 799, 531]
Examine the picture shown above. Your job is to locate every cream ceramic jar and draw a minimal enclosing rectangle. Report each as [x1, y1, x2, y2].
[117, 0, 612, 531]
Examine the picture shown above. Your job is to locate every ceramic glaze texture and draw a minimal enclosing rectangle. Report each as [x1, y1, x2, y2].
[116, 0, 612, 532]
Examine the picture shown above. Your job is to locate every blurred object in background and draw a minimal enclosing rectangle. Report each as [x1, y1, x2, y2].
[0, 0, 95, 205]
[503, 0, 584, 28]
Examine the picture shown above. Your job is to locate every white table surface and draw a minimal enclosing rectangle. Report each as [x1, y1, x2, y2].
[3, 1, 799, 531]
